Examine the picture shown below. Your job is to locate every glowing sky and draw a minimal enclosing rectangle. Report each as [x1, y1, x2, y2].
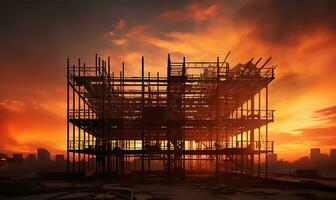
[0, 0, 335, 161]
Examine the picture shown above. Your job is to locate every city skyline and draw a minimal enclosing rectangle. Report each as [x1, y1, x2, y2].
[3, 147, 336, 164]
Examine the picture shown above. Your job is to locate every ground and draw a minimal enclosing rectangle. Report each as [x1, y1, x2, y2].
[0, 175, 335, 200]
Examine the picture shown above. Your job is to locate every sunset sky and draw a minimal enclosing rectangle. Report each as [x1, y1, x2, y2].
[0, 0, 335, 161]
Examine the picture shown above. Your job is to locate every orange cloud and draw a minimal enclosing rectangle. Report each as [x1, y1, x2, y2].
[0, 99, 65, 156]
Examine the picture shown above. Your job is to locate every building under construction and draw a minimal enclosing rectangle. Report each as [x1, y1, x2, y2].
[66, 53, 275, 179]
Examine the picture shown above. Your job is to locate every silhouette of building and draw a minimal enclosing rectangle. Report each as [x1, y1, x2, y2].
[294, 156, 311, 169]
[67, 54, 276, 178]
[268, 153, 277, 163]
[0, 153, 8, 176]
[8, 154, 24, 172]
[330, 149, 336, 162]
[310, 148, 321, 163]
[55, 154, 66, 171]
[56, 154, 65, 163]
[26, 154, 37, 162]
[23, 154, 37, 170]
[37, 148, 50, 163]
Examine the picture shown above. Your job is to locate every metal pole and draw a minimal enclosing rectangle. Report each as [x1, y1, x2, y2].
[83, 62, 86, 172]
[167, 54, 171, 179]
[72, 63, 75, 175]
[216, 57, 219, 179]
[66, 58, 70, 174]
[258, 91, 261, 177]
[78, 58, 81, 174]
[265, 86, 269, 178]
[141, 56, 145, 179]
[251, 95, 254, 175]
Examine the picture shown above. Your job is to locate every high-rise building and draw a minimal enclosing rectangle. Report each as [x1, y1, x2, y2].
[8, 154, 24, 171]
[0, 153, 8, 175]
[24, 154, 37, 169]
[13, 154, 24, 160]
[37, 148, 50, 162]
[55, 154, 65, 163]
[26, 154, 36, 162]
[330, 149, 336, 162]
[310, 148, 321, 163]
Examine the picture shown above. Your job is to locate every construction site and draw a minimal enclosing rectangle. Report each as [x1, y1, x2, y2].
[66, 53, 275, 179]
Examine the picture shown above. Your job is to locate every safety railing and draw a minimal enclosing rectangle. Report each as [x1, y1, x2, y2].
[68, 110, 97, 119]
[185, 109, 274, 121]
[68, 140, 274, 152]
[69, 66, 109, 78]
[228, 109, 274, 120]
[224, 141, 274, 152]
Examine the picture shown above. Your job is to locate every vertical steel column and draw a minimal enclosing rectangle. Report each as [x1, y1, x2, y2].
[258, 91, 261, 177]
[66, 58, 70, 174]
[111, 71, 115, 173]
[102, 60, 106, 173]
[265, 86, 269, 178]
[72, 63, 75, 175]
[235, 92, 238, 174]
[223, 52, 230, 175]
[250, 95, 254, 175]
[122, 62, 125, 175]
[225, 55, 230, 175]
[78, 58, 81, 174]
[141, 56, 145, 179]
[240, 99, 243, 176]
[83, 62, 86, 172]
[94, 54, 98, 172]
[96, 57, 100, 174]
[182, 57, 186, 177]
[167, 54, 171, 179]
[147, 72, 151, 173]
[246, 100, 249, 172]
[108, 57, 111, 173]
[216, 57, 220, 178]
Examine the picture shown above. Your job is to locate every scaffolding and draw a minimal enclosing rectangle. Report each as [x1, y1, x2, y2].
[66, 53, 275, 179]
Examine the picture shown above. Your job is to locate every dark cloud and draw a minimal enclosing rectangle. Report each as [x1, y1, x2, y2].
[0, 0, 204, 90]
[269, 72, 313, 101]
[236, 0, 336, 45]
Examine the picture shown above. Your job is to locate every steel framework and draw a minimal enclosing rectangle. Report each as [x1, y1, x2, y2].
[66, 53, 275, 179]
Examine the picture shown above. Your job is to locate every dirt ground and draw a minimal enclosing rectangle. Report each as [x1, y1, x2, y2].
[0, 176, 335, 200]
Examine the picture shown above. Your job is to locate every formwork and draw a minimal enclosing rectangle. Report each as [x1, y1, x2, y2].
[66, 53, 275, 178]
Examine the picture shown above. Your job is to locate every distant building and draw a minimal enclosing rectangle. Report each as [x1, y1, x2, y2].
[55, 154, 65, 163]
[268, 153, 278, 164]
[310, 148, 321, 163]
[8, 154, 24, 171]
[37, 148, 50, 162]
[0, 153, 7, 159]
[319, 153, 329, 162]
[24, 154, 37, 170]
[26, 154, 37, 162]
[0, 153, 8, 175]
[55, 154, 66, 171]
[294, 156, 311, 169]
[13, 154, 24, 160]
[330, 149, 336, 162]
